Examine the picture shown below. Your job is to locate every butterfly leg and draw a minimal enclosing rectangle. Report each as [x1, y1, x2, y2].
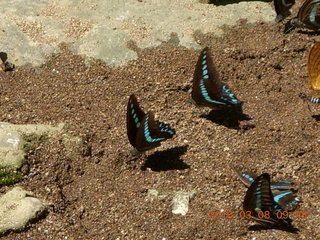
[191, 108, 206, 118]
[127, 149, 143, 162]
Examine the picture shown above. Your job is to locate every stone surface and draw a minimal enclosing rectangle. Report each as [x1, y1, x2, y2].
[0, 122, 64, 169]
[147, 189, 169, 200]
[0, 0, 275, 67]
[0, 187, 47, 235]
[171, 191, 196, 216]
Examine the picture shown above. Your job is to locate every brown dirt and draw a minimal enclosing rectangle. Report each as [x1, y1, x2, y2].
[0, 19, 319, 240]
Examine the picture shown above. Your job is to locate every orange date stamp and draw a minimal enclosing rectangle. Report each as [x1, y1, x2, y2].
[208, 210, 313, 220]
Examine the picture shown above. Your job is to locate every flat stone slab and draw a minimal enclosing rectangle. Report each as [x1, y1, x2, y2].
[0, 122, 64, 169]
[0, 0, 276, 67]
[0, 187, 47, 235]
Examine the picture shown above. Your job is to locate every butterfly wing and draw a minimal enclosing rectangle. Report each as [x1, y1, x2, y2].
[192, 47, 239, 109]
[297, 0, 320, 30]
[274, 0, 295, 22]
[308, 42, 320, 91]
[270, 179, 295, 190]
[232, 166, 296, 190]
[127, 94, 146, 149]
[135, 111, 175, 152]
[243, 173, 294, 229]
[232, 166, 258, 187]
[270, 179, 300, 211]
[273, 190, 301, 211]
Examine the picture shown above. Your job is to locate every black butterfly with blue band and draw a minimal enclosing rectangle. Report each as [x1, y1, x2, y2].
[232, 166, 301, 212]
[243, 173, 298, 231]
[191, 47, 241, 111]
[127, 94, 175, 153]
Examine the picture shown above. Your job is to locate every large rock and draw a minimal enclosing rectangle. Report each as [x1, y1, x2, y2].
[0, 122, 64, 169]
[0, 0, 276, 67]
[0, 187, 47, 235]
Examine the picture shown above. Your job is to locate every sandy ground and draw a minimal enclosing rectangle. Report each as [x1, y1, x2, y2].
[0, 19, 319, 239]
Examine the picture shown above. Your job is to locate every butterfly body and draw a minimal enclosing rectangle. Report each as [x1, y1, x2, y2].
[274, 0, 295, 22]
[233, 167, 301, 211]
[285, 0, 320, 33]
[191, 47, 241, 111]
[299, 93, 320, 103]
[127, 94, 175, 152]
[243, 173, 296, 230]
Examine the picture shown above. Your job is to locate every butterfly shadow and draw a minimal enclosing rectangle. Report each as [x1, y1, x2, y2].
[141, 145, 190, 172]
[201, 108, 252, 130]
[208, 0, 271, 6]
[248, 224, 299, 233]
[311, 114, 320, 121]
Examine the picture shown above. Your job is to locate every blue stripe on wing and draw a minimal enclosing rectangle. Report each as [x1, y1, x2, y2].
[222, 85, 238, 104]
[273, 192, 292, 204]
[241, 172, 255, 184]
[143, 114, 166, 143]
[201, 53, 209, 80]
[130, 103, 141, 128]
[158, 122, 175, 135]
[199, 79, 226, 105]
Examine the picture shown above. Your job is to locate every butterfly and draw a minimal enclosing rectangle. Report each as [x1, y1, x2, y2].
[299, 42, 320, 103]
[284, 0, 320, 33]
[127, 94, 175, 153]
[191, 47, 241, 112]
[233, 167, 301, 211]
[274, 0, 295, 22]
[243, 173, 297, 230]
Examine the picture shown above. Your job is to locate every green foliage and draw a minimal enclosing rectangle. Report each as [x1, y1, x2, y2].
[0, 133, 49, 187]
[0, 168, 22, 187]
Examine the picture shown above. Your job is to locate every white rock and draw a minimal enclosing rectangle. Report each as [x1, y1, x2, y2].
[171, 191, 196, 216]
[147, 189, 168, 200]
[0, 187, 47, 234]
[0, 0, 275, 67]
[0, 122, 64, 169]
